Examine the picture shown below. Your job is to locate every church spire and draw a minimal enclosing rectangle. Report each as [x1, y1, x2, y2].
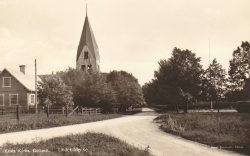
[76, 3, 100, 72]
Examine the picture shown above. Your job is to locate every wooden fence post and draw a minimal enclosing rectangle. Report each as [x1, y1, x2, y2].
[17, 105, 20, 121]
[62, 107, 65, 114]
[81, 107, 83, 114]
[66, 105, 68, 117]
[1, 108, 3, 115]
[47, 105, 49, 117]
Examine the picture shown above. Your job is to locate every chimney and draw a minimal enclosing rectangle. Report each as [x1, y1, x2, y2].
[19, 65, 26, 74]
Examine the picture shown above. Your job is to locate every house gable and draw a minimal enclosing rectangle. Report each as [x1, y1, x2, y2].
[0, 69, 28, 92]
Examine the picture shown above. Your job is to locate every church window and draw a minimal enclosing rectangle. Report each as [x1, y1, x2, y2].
[84, 51, 89, 59]
[87, 65, 92, 71]
[81, 65, 86, 70]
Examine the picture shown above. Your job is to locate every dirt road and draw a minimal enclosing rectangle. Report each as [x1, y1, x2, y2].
[0, 108, 243, 156]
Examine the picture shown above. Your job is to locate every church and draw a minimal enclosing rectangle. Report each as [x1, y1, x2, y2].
[76, 10, 100, 73]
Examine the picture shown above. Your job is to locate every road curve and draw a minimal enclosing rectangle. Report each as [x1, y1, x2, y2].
[0, 108, 244, 156]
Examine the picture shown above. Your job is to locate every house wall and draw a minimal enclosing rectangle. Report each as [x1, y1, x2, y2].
[0, 70, 28, 107]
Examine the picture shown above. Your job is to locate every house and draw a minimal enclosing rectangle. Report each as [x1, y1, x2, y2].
[0, 65, 40, 107]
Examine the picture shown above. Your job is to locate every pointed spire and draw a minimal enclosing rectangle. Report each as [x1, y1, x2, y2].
[76, 13, 99, 62]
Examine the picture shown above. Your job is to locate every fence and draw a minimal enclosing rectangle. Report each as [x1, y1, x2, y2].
[154, 101, 237, 111]
[0, 105, 102, 120]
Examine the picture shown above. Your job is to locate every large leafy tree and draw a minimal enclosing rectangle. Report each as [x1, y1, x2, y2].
[144, 48, 203, 112]
[204, 58, 227, 101]
[228, 41, 250, 90]
[38, 75, 74, 107]
[203, 59, 227, 112]
[106, 71, 145, 112]
[59, 68, 117, 111]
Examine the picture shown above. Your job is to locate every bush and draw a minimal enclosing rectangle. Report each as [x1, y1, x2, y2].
[236, 101, 250, 113]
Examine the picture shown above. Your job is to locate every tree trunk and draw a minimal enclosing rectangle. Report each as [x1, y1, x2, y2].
[175, 106, 179, 113]
[217, 101, 220, 112]
[184, 102, 188, 113]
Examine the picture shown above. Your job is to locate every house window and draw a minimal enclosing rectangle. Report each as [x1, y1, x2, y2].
[0, 94, 4, 106]
[3, 77, 11, 87]
[31, 95, 35, 104]
[84, 51, 89, 59]
[10, 94, 18, 105]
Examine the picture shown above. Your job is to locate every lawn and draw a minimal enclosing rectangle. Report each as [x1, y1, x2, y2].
[0, 132, 151, 156]
[0, 113, 121, 134]
[155, 112, 250, 155]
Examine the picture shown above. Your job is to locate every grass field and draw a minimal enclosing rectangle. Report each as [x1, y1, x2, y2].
[155, 112, 250, 155]
[0, 113, 121, 134]
[0, 132, 151, 156]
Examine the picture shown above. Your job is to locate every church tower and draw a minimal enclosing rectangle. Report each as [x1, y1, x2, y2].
[76, 8, 100, 72]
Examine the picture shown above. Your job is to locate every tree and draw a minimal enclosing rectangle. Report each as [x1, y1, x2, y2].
[203, 58, 227, 112]
[228, 41, 250, 90]
[143, 47, 203, 112]
[38, 75, 74, 107]
[179, 88, 195, 113]
[107, 71, 145, 112]
[59, 68, 117, 112]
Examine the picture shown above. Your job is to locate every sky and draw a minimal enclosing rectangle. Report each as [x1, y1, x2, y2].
[0, 0, 250, 85]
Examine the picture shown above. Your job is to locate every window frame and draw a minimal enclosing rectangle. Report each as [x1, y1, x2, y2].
[9, 94, 18, 105]
[84, 51, 89, 59]
[2, 77, 11, 88]
[30, 94, 35, 104]
[0, 94, 4, 106]
[81, 65, 86, 70]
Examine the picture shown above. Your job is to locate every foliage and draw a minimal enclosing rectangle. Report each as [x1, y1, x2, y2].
[59, 68, 117, 111]
[236, 101, 250, 113]
[228, 41, 250, 90]
[179, 88, 195, 113]
[0, 113, 121, 134]
[38, 75, 74, 107]
[0, 132, 151, 156]
[155, 113, 250, 155]
[225, 41, 250, 101]
[202, 58, 227, 101]
[107, 70, 145, 112]
[143, 48, 203, 110]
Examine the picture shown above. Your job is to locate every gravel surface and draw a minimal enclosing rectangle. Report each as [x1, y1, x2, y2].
[0, 108, 243, 156]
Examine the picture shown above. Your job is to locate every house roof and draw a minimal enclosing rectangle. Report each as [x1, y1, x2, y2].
[1, 68, 41, 92]
[76, 15, 99, 62]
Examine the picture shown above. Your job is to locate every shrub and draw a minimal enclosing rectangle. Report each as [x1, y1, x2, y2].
[236, 101, 250, 113]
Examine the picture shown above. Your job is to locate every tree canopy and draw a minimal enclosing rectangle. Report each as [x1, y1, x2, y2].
[203, 58, 227, 101]
[38, 75, 74, 107]
[228, 41, 250, 90]
[107, 70, 145, 112]
[143, 48, 203, 108]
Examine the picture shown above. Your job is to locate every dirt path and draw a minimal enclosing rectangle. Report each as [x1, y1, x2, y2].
[0, 108, 243, 156]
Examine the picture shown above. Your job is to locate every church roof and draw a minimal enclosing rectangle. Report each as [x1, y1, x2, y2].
[76, 16, 99, 62]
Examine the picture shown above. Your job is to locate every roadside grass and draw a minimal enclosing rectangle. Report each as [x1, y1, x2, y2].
[0, 113, 121, 134]
[0, 132, 151, 156]
[155, 112, 250, 155]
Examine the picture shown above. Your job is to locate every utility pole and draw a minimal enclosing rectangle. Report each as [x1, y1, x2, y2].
[209, 38, 213, 111]
[35, 59, 38, 113]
